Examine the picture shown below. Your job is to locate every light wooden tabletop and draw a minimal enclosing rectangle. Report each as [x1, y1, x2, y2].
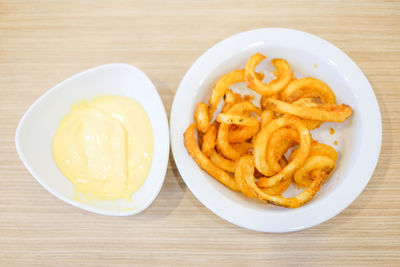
[1, 1, 399, 266]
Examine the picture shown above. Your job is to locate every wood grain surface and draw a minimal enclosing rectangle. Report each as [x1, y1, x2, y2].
[1, 0, 399, 266]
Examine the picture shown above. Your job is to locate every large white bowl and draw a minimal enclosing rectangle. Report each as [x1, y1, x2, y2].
[16, 63, 170, 216]
[170, 28, 381, 232]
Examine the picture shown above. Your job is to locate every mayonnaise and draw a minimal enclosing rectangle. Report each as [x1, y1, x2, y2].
[52, 95, 153, 201]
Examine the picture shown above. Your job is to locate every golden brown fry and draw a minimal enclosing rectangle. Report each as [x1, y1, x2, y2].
[201, 122, 218, 157]
[291, 141, 337, 188]
[217, 101, 260, 158]
[235, 156, 258, 198]
[209, 70, 244, 117]
[254, 116, 311, 187]
[293, 155, 335, 188]
[226, 101, 261, 143]
[210, 150, 236, 173]
[281, 78, 336, 129]
[281, 77, 336, 104]
[293, 98, 330, 130]
[301, 119, 322, 130]
[266, 98, 353, 122]
[231, 142, 252, 155]
[309, 141, 338, 160]
[261, 94, 280, 110]
[226, 101, 261, 116]
[265, 127, 299, 173]
[260, 110, 275, 128]
[222, 89, 260, 113]
[184, 124, 239, 191]
[259, 157, 292, 196]
[197, 130, 204, 148]
[216, 113, 258, 127]
[260, 176, 292, 196]
[245, 53, 292, 96]
[194, 102, 210, 133]
[216, 123, 243, 160]
[291, 140, 337, 161]
[239, 155, 323, 208]
[279, 78, 336, 129]
[222, 89, 245, 113]
[236, 156, 291, 197]
[227, 125, 258, 143]
[209, 71, 262, 116]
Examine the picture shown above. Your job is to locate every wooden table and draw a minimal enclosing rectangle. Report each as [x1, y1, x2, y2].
[1, 1, 399, 266]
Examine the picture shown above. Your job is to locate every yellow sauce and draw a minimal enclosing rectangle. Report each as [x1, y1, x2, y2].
[52, 95, 153, 202]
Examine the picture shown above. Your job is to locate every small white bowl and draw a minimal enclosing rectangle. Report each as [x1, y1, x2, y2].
[15, 63, 170, 216]
[170, 28, 382, 232]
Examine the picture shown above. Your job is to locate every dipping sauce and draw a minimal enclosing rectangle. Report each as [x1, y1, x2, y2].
[52, 95, 153, 201]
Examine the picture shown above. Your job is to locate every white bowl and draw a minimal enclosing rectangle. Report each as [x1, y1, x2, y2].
[16, 63, 170, 216]
[170, 28, 382, 232]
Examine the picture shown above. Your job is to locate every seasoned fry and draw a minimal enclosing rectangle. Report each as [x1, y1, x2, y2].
[309, 141, 338, 160]
[293, 155, 335, 188]
[260, 93, 280, 110]
[265, 127, 298, 173]
[228, 124, 259, 143]
[217, 123, 243, 160]
[236, 156, 292, 198]
[279, 77, 338, 129]
[222, 90, 246, 113]
[301, 119, 322, 130]
[201, 122, 218, 157]
[266, 98, 352, 122]
[245, 53, 292, 96]
[281, 77, 336, 104]
[291, 141, 337, 188]
[210, 150, 236, 173]
[209, 70, 244, 117]
[260, 175, 292, 196]
[259, 157, 292, 196]
[226, 101, 261, 116]
[231, 142, 252, 155]
[291, 140, 337, 161]
[210, 72, 265, 116]
[241, 155, 323, 208]
[184, 124, 239, 191]
[260, 110, 275, 128]
[217, 113, 258, 127]
[194, 102, 210, 132]
[235, 155, 258, 198]
[254, 116, 310, 187]
[226, 101, 261, 143]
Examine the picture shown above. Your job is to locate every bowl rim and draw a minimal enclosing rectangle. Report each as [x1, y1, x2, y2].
[15, 63, 170, 216]
[170, 28, 382, 232]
